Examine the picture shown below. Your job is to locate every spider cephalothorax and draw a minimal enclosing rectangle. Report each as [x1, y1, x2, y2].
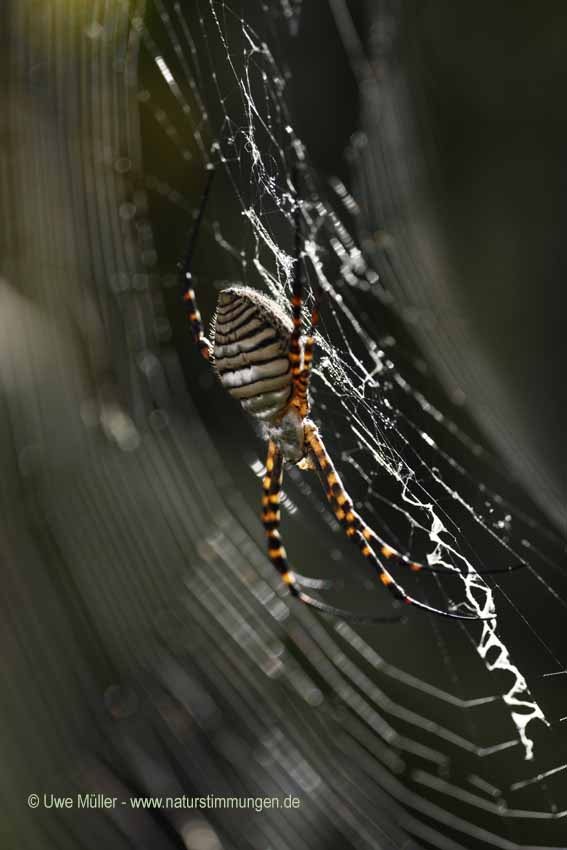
[180, 170, 502, 624]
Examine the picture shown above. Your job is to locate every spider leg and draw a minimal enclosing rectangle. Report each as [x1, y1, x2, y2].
[288, 196, 304, 387]
[294, 289, 322, 418]
[321, 493, 524, 577]
[288, 178, 324, 418]
[305, 424, 496, 622]
[261, 440, 403, 624]
[292, 554, 522, 593]
[180, 167, 215, 360]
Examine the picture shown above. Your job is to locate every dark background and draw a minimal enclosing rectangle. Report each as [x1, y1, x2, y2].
[1, 2, 565, 849]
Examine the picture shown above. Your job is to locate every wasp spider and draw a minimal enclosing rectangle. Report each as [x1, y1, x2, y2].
[180, 170, 500, 624]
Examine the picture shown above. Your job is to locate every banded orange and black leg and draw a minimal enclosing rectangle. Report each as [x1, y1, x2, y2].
[288, 175, 322, 416]
[294, 290, 322, 417]
[288, 198, 304, 390]
[262, 441, 298, 594]
[261, 440, 403, 624]
[305, 424, 494, 621]
[307, 429, 522, 579]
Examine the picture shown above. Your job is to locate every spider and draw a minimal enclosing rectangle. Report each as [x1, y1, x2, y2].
[180, 169, 505, 624]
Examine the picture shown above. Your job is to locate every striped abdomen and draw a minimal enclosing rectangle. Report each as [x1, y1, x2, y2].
[212, 286, 293, 421]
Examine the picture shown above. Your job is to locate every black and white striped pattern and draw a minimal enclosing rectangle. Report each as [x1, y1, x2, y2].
[212, 286, 293, 421]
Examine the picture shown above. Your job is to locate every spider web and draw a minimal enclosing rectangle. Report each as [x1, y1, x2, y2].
[116, 0, 566, 846]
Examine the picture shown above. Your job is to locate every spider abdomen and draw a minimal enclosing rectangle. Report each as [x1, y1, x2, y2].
[212, 287, 293, 421]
